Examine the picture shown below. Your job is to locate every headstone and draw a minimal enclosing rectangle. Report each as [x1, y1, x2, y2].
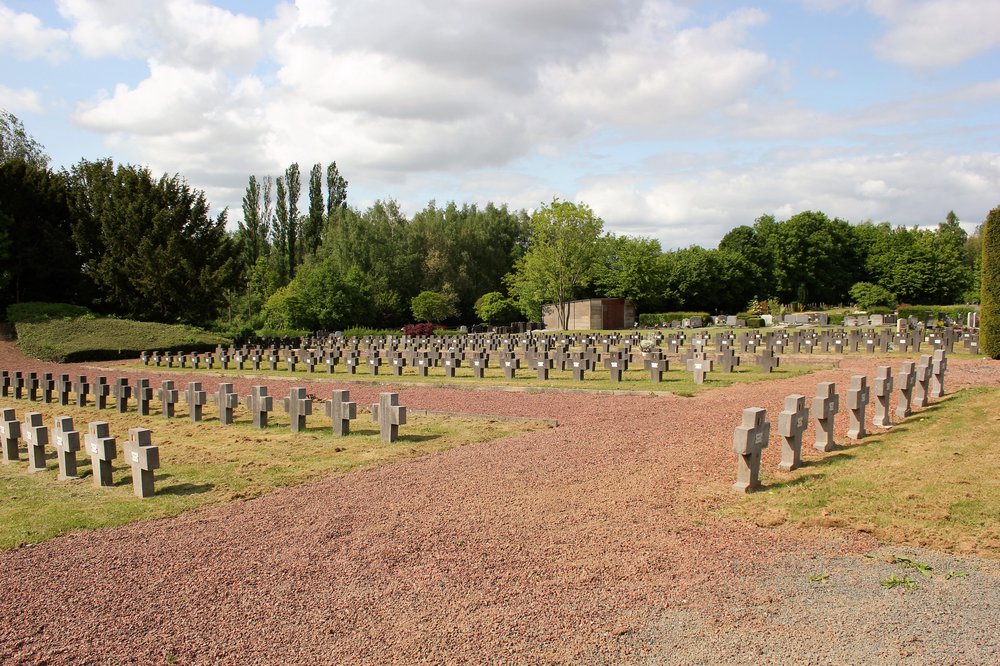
[812, 382, 839, 452]
[57, 374, 72, 406]
[158, 380, 179, 418]
[52, 416, 81, 480]
[912, 355, 932, 408]
[716, 348, 739, 373]
[185, 381, 207, 422]
[0, 408, 21, 463]
[895, 361, 916, 419]
[244, 386, 273, 429]
[124, 428, 159, 498]
[282, 387, 312, 433]
[371, 392, 406, 442]
[777, 395, 809, 472]
[22, 412, 48, 472]
[42, 372, 54, 403]
[112, 378, 131, 413]
[27, 372, 38, 401]
[534, 356, 553, 380]
[930, 349, 947, 398]
[757, 349, 779, 373]
[135, 378, 153, 416]
[846, 375, 870, 440]
[93, 376, 109, 409]
[603, 354, 627, 382]
[214, 383, 238, 425]
[686, 355, 712, 384]
[732, 407, 769, 493]
[84, 422, 116, 487]
[501, 355, 520, 380]
[325, 390, 357, 437]
[872, 366, 893, 428]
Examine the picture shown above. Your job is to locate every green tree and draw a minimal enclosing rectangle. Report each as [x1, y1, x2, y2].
[326, 162, 348, 215]
[273, 176, 289, 284]
[306, 163, 323, 257]
[595, 234, 665, 312]
[981, 206, 1000, 358]
[0, 110, 48, 167]
[239, 175, 268, 269]
[849, 282, 896, 310]
[411, 289, 458, 323]
[474, 291, 521, 326]
[285, 162, 300, 273]
[505, 198, 604, 328]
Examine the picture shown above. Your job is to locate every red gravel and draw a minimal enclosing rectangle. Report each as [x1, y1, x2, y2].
[1, 342, 998, 664]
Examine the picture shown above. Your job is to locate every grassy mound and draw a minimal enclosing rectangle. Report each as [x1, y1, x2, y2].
[10, 303, 228, 362]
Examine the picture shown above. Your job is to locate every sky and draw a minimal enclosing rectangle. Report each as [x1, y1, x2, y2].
[1, 0, 998, 249]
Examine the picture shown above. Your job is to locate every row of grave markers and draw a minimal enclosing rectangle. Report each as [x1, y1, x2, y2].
[0, 410, 159, 497]
[0, 372, 408, 443]
[733, 351, 947, 492]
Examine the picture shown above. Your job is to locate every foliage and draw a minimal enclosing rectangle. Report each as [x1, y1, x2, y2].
[260, 257, 371, 331]
[980, 206, 1000, 357]
[340, 327, 398, 338]
[7, 302, 92, 323]
[595, 235, 665, 312]
[474, 291, 522, 325]
[403, 323, 435, 336]
[637, 311, 710, 326]
[505, 199, 604, 328]
[897, 304, 977, 324]
[659, 247, 761, 313]
[15, 315, 226, 362]
[411, 289, 458, 323]
[0, 110, 48, 167]
[849, 282, 896, 310]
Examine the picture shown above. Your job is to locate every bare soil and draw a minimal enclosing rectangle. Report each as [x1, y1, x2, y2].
[1, 342, 998, 664]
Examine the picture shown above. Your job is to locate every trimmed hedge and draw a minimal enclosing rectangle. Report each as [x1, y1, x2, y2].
[897, 305, 978, 323]
[982, 206, 1000, 357]
[638, 311, 710, 326]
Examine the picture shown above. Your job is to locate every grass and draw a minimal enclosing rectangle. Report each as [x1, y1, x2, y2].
[15, 316, 228, 362]
[731, 387, 1000, 557]
[0, 396, 547, 550]
[128, 360, 827, 396]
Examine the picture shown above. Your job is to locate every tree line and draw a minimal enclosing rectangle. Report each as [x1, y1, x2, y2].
[0, 109, 986, 334]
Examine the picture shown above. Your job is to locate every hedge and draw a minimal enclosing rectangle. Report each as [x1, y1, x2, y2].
[897, 305, 978, 323]
[638, 311, 711, 327]
[982, 206, 1000, 357]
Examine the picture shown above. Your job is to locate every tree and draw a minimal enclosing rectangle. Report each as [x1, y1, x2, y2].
[981, 206, 1000, 358]
[285, 162, 300, 273]
[273, 176, 289, 284]
[0, 110, 48, 167]
[595, 234, 665, 312]
[239, 175, 268, 269]
[326, 162, 348, 215]
[306, 163, 323, 257]
[474, 291, 521, 326]
[505, 199, 604, 329]
[411, 289, 458, 323]
[849, 282, 896, 310]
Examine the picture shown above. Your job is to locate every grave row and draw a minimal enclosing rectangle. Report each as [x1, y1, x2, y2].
[0, 371, 408, 443]
[0, 410, 158, 497]
[733, 351, 948, 492]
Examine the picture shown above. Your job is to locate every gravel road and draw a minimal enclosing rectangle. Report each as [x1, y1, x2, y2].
[0, 343, 998, 665]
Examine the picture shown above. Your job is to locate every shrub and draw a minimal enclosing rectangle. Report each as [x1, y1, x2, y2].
[474, 292, 521, 326]
[7, 302, 93, 324]
[638, 311, 710, 327]
[982, 206, 1000, 357]
[849, 282, 896, 310]
[746, 317, 764, 328]
[411, 290, 457, 323]
[897, 305, 978, 324]
[403, 323, 435, 337]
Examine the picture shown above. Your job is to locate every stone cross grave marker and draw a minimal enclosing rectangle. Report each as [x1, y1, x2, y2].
[757, 349, 779, 373]
[603, 352, 627, 382]
[214, 383, 238, 425]
[84, 421, 116, 487]
[57, 374, 72, 406]
[812, 381, 839, 452]
[27, 372, 38, 401]
[501, 355, 520, 380]
[283, 387, 312, 433]
[846, 375, 870, 440]
[0, 371, 8, 397]
[930, 349, 947, 398]
[895, 361, 915, 419]
[42, 372, 54, 403]
[535, 356, 553, 380]
[912, 355, 932, 408]
[390, 354, 407, 377]
[442, 352, 461, 378]
[732, 407, 769, 493]
[12, 372, 23, 399]
[23, 411, 48, 473]
[244, 386, 273, 429]
[158, 380, 179, 418]
[716, 348, 739, 373]
[325, 389, 357, 437]
[469, 353, 488, 379]
[0, 408, 21, 463]
[777, 394, 809, 472]
[135, 378, 153, 416]
[124, 428, 159, 498]
[53, 416, 81, 480]
[686, 355, 713, 384]
[371, 392, 406, 442]
[185, 382, 207, 422]
[112, 378, 131, 413]
[644, 353, 668, 382]
[93, 376, 109, 409]
[367, 352, 381, 376]
[872, 366, 893, 428]
[570, 355, 591, 381]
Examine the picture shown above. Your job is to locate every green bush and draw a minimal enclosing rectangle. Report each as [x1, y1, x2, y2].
[897, 305, 977, 324]
[340, 327, 398, 339]
[746, 317, 764, 328]
[638, 311, 710, 326]
[7, 302, 93, 324]
[982, 206, 1000, 357]
[253, 327, 313, 339]
[827, 314, 845, 326]
[849, 282, 896, 310]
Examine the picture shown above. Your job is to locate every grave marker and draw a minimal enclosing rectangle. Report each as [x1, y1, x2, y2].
[185, 382, 207, 422]
[112, 378, 131, 413]
[124, 428, 159, 498]
[283, 387, 312, 433]
[733, 407, 769, 493]
[158, 380, 179, 418]
[912, 355, 932, 408]
[244, 386, 273, 429]
[84, 422, 116, 487]
[325, 390, 357, 436]
[371, 392, 406, 442]
[52, 416, 81, 480]
[930, 349, 947, 398]
[0, 408, 20, 463]
[895, 361, 915, 419]
[777, 394, 809, 472]
[846, 375, 870, 440]
[214, 383, 238, 425]
[812, 382, 839, 452]
[872, 366, 893, 428]
[23, 411, 48, 472]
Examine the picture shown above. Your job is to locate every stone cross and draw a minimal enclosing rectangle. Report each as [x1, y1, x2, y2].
[57, 374, 72, 406]
[0, 408, 21, 463]
[469, 354, 488, 379]
[93, 376, 109, 409]
[124, 428, 159, 498]
[603, 353, 627, 382]
[930, 349, 947, 398]
[27, 372, 38, 401]
[185, 381, 207, 422]
[733, 407, 769, 493]
[912, 355, 932, 408]
[371, 392, 406, 442]
[214, 383, 238, 425]
[12, 372, 23, 399]
[52, 416, 81, 480]
[389, 354, 407, 377]
[872, 366, 893, 428]
[286, 352, 298, 372]
[42, 372, 54, 403]
[367, 353, 382, 376]
[534, 356, 553, 380]
[283, 387, 312, 433]
[244, 386, 273, 429]
[757, 349, 780, 373]
[0, 371, 8, 397]
[84, 421, 117, 487]
[325, 389, 357, 436]
[895, 361, 915, 419]
[22, 412, 48, 473]
[716, 348, 739, 373]
[812, 382, 839, 452]
[569, 356, 590, 381]
[777, 394, 809, 472]
[112, 378, 131, 413]
[501, 355, 520, 380]
[686, 355, 713, 384]
[644, 355, 668, 382]
[846, 375, 870, 440]
[135, 378, 153, 416]
[442, 353, 461, 378]
[158, 380, 179, 418]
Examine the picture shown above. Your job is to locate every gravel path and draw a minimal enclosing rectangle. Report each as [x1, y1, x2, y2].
[1, 343, 998, 664]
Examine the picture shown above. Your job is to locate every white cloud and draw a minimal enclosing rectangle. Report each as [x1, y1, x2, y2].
[0, 85, 43, 112]
[0, 3, 69, 61]
[869, 0, 1000, 67]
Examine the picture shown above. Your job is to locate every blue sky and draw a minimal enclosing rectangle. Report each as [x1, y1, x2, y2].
[2, 0, 998, 248]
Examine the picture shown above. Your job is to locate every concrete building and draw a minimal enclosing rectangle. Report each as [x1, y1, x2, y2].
[541, 298, 636, 331]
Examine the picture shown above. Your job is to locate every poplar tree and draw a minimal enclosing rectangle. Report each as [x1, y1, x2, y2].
[306, 163, 323, 256]
[981, 206, 1000, 358]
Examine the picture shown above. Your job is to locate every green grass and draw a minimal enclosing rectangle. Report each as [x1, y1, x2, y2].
[7, 302, 94, 323]
[731, 387, 1000, 557]
[15, 316, 229, 362]
[0, 397, 547, 549]
[130, 360, 826, 395]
